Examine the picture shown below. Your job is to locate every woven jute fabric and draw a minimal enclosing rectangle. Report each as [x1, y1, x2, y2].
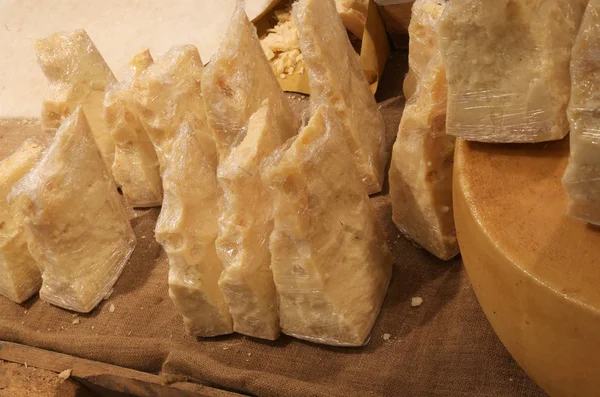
[0, 52, 545, 397]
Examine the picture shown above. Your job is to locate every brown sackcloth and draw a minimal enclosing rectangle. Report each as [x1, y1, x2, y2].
[0, 52, 546, 397]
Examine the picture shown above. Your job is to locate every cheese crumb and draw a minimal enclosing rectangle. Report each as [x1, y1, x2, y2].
[260, 7, 305, 78]
[382, 333, 391, 341]
[109, 304, 115, 313]
[58, 369, 72, 380]
[72, 319, 80, 325]
[411, 297, 424, 307]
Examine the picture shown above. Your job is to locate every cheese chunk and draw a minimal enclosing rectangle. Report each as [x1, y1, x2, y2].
[293, 0, 387, 194]
[563, 0, 600, 225]
[37, 30, 117, 168]
[335, 0, 369, 39]
[0, 141, 44, 303]
[136, 46, 232, 336]
[105, 49, 162, 208]
[263, 106, 392, 346]
[203, 1, 298, 160]
[438, 0, 587, 143]
[10, 108, 136, 313]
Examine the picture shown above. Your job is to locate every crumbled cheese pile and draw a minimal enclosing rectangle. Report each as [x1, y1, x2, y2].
[260, 8, 305, 78]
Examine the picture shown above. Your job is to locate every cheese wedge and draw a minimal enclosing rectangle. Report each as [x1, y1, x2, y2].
[9, 108, 136, 313]
[263, 106, 392, 346]
[563, 0, 600, 225]
[335, 0, 369, 39]
[105, 49, 162, 208]
[36, 30, 117, 168]
[136, 46, 232, 336]
[293, 0, 387, 194]
[202, 1, 298, 160]
[0, 141, 44, 303]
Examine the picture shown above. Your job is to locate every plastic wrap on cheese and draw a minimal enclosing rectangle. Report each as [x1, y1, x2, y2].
[293, 0, 387, 194]
[563, 0, 600, 226]
[438, 0, 587, 143]
[202, 0, 299, 161]
[105, 49, 163, 208]
[36, 29, 117, 168]
[0, 141, 44, 303]
[262, 106, 392, 347]
[389, 0, 458, 261]
[9, 108, 136, 313]
[335, 0, 369, 38]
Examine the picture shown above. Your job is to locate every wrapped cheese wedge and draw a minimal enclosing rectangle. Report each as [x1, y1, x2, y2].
[389, 0, 458, 261]
[202, 0, 298, 160]
[263, 106, 393, 346]
[0, 141, 44, 303]
[9, 108, 136, 313]
[293, 0, 387, 195]
[105, 49, 162, 208]
[563, 0, 600, 226]
[136, 46, 233, 336]
[438, 0, 587, 143]
[36, 29, 117, 168]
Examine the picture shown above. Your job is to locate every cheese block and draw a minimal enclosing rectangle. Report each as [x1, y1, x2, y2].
[202, 1, 298, 160]
[402, 0, 445, 101]
[263, 106, 393, 346]
[9, 108, 136, 313]
[293, 0, 387, 194]
[37, 30, 117, 169]
[335, 0, 369, 39]
[105, 49, 163, 208]
[438, 0, 587, 143]
[155, 122, 233, 337]
[563, 0, 600, 226]
[0, 141, 44, 303]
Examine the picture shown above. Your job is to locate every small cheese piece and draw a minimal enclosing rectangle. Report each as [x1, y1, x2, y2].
[335, 0, 369, 39]
[260, 8, 306, 78]
[36, 30, 117, 168]
[438, 0, 587, 142]
[203, 1, 298, 160]
[10, 108, 136, 313]
[263, 106, 393, 346]
[563, 0, 600, 225]
[105, 49, 162, 208]
[293, 0, 387, 194]
[0, 141, 44, 303]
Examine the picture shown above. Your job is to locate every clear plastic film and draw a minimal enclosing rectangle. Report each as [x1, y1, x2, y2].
[293, 0, 388, 195]
[389, 0, 458, 261]
[562, 0, 600, 226]
[438, 0, 588, 143]
[0, 140, 44, 304]
[8, 108, 136, 313]
[262, 106, 392, 347]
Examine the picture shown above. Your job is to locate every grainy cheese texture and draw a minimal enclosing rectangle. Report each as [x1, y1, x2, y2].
[105, 49, 163, 208]
[9, 109, 136, 313]
[136, 46, 232, 336]
[438, 0, 587, 143]
[0, 141, 44, 304]
[263, 106, 392, 346]
[293, 0, 387, 194]
[389, 0, 458, 261]
[36, 30, 117, 169]
[563, 0, 600, 226]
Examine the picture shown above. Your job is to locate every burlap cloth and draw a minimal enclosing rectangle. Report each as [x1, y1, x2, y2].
[0, 52, 546, 397]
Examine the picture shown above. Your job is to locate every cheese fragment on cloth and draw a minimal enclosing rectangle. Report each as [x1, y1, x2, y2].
[563, 0, 600, 226]
[105, 49, 162, 208]
[136, 46, 233, 336]
[389, 0, 458, 261]
[438, 0, 587, 142]
[203, 1, 299, 160]
[10, 108, 136, 313]
[263, 106, 393, 346]
[293, 0, 387, 194]
[0, 141, 44, 303]
[36, 30, 117, 169]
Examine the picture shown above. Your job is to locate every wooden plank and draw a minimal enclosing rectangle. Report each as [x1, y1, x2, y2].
[0, 341, 245, 397]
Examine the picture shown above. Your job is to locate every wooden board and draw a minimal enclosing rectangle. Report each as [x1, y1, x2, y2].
[453, 138, 600, 397]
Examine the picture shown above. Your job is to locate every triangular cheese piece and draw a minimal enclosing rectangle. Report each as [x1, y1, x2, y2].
[293, 0, 387, 194]
[105, 49, 162, 208]
[563, 0, 600, 225]
[36, 29, 117, 169]
[10, 108, 136, 313]
[0, 140, 44, 303]
[263, 106, 392, 346]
